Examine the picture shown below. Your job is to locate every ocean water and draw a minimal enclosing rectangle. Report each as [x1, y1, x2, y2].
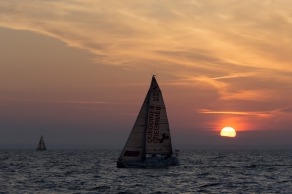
[0, 149, 291, 193]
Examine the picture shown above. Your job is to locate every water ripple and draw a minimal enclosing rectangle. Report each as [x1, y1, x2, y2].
[0, 149, 291, 193]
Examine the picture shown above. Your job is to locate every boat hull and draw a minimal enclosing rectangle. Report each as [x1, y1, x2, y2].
[117, 156, 179, 168]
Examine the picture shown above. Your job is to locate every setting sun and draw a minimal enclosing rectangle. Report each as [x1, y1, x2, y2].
[220, 127, 236, 138]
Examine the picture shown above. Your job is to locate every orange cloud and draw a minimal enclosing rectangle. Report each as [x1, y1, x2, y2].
[197, 109, 271, 118]
[1, 0, 292, 73]
[1, 0, 292, 129]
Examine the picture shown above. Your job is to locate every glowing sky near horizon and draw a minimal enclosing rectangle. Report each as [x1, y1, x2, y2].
[0, 0, 291, 148]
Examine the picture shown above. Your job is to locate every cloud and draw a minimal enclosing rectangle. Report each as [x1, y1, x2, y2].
[197, 109, 271, 118]
[1, 0, 292, 72]
[1, 0, 292, 119]
[275, 106, 292, 113]
[0, 94, 114, 103]
[197, 104, 292, 119]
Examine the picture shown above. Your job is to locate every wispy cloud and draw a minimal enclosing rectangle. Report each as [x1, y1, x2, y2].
[1, 0, 292, 123]
[51, 100, 109, 104]
[197, 109, 271, 118]
[274, 106, 292, 113]
[0, 96, 111, 104]
[197, 105, 292, 118]
[211, 73, 255, 80]
[1, 0, 292, 73]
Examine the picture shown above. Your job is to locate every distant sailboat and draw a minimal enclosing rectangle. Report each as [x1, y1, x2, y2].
[36, 136, 47, 151]
[117, 75, 178, 168]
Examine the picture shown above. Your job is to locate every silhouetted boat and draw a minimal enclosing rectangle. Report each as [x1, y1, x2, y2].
[117, 76, 178, 168]
[36, 136, 47, 151]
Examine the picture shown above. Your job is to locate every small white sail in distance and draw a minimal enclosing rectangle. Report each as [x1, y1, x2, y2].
[36, 135, 47, 151]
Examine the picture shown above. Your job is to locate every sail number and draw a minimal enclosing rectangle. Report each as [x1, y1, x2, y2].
[147, 105, 161, 143]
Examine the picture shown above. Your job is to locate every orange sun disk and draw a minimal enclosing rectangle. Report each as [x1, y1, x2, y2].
[220, 127, 236, 137]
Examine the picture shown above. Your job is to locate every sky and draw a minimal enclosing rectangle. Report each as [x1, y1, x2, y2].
[0, 0, 291, 149]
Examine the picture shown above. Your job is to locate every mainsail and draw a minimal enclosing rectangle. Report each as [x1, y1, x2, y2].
[118, 76, 176, 167]
[145, 76, 172, 155]
[36, 136, 47, 151]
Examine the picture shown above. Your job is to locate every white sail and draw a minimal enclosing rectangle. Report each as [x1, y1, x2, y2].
[117, 76, 178, 168]
[118, 92, 149, 161]
[36, 136, 47, 151]
[145, 76, 173, 155]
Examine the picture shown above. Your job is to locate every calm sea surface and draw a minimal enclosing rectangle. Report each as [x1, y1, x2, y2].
[0, 149, 291, 193]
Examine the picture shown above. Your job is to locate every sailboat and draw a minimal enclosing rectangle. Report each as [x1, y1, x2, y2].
[117, 75, 178, 168]
[36, 135, 47, 151]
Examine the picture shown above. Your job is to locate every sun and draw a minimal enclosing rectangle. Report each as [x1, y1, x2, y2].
[220, 127, 236, 137]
